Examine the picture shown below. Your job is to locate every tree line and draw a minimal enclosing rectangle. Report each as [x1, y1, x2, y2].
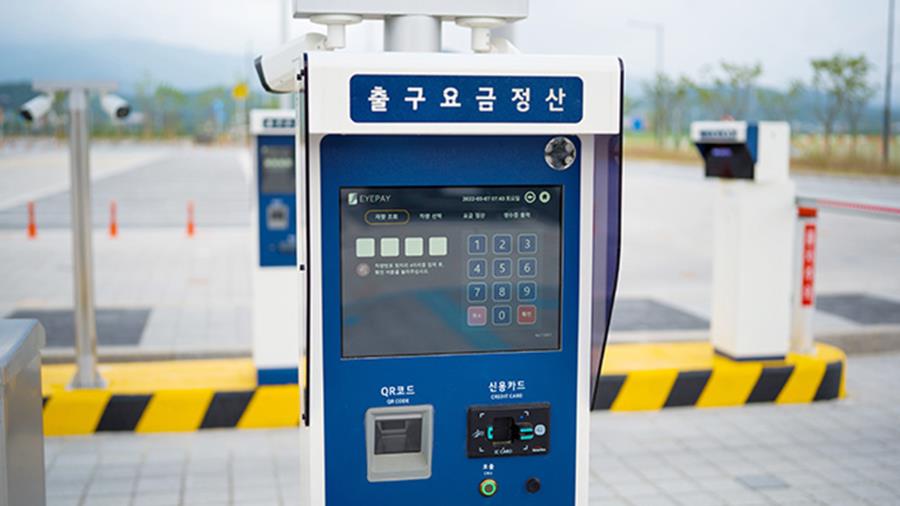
[642, 53, 879, 156]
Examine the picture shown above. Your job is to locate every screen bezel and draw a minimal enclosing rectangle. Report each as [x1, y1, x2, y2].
[338, 184, 565, 360]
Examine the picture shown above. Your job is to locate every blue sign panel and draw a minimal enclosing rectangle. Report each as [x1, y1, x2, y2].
[350, 75, 583, 123]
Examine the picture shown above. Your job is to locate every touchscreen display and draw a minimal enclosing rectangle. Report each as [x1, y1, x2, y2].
[340, 186, 562, 358]
[260, 144, 295, 193]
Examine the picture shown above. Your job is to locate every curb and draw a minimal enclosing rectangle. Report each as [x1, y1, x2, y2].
[594, 358, 844, 411]
[43, 385, 299, 436]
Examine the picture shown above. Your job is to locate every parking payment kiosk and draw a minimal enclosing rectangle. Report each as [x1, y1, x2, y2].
[256, 5, 624, 503]
[250, 109, 301, 384]
[691, 121, 795, 360]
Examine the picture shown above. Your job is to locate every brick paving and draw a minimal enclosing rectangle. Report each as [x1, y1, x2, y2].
[43, 351, 900, 505]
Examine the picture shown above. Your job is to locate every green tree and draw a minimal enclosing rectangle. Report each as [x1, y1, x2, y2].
[153, 83, 187, 137]
[811, 53, 874, 156]
[134, 72, 156, 137]
[668, 76, 693, 142]
[757, 80, 805, 125]
[196, 86, 230, 139]
[691, 61, 763, 119]
[643, 73, 696, 147]
[643, 73, 674, 145]
[715, 61, 763, 118]
[691, 79, 720, 120]
[844, 62, 877, 155]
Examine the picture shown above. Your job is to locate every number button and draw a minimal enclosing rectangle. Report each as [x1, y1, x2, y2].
[467, 282, 487, 303]
[468, 259, 487, 279]
[518, 282, 537, 302]
[518, 258, 537, 278]
[493, 258, 512, 279]
[492, 282, 512, 302]
[468, 234, 487, 255]
[492, 305, 512, 326]
[493, 234, 512, 254]
[518, 233, 537, 254]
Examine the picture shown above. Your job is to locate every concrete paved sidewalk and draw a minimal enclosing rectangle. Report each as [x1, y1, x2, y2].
[43, 351, 900, 505]
[1, 228, 250, 357]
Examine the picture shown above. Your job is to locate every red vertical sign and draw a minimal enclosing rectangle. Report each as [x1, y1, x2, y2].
[801, 222, 816, 306]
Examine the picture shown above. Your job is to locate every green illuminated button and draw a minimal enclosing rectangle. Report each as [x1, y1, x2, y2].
[479, 478, 498, 497]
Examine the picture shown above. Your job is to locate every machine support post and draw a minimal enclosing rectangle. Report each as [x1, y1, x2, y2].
[384, 15, 442, 52]
[67, 87, 105, 389]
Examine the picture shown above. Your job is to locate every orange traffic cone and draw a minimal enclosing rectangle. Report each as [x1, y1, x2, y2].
[187, 201, 195, 238]
[109, 200, 118, 238]
[27, 201, 37, 239]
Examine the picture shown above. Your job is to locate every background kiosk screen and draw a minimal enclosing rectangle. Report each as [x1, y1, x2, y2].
[340, 186, 562, 358]
[259, 144, 295, 193]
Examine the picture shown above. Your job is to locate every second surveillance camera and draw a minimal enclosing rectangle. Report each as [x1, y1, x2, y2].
[101, 93, 131, 119]
[19, 94, 54, 122]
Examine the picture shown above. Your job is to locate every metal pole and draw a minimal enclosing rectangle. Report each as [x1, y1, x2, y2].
[628, 20, 664, 77]
[656, 24, 665, 77]
[67, 88, 104, 389]
[884, 0, 895, 166]
[384, 15, 442, 52]
[279, 0, 293, 110]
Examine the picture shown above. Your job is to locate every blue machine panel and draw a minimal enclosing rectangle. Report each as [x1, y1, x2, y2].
[256, 134, 297, 267]
[320, 135, 583, 505]
[350, 75, 583, 123]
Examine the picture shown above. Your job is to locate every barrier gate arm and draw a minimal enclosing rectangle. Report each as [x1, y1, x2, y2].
[796, 195, 900, 221]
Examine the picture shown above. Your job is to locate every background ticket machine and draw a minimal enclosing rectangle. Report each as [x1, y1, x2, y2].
[250, 109, 300, 384]
[295, 53, 622, 505]
[691, 121, 795, 360]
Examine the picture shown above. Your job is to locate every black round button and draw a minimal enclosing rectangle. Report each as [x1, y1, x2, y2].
[526, 477, 541, 494]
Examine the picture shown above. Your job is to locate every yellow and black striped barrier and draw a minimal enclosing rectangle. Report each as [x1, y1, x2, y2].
[42, 359, 300, 436]
[594, 346, 844, 411]
[41, 342, 845, 436]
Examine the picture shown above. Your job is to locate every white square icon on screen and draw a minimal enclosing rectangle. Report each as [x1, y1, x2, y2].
[356, 238, 375, 258]
[405, 237, 424, 257]
[429, 237, 448, 256]
[381, 238, 400, 257]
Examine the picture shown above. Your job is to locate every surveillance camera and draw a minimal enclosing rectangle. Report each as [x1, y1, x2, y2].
[255, 33, 326, 94]
[19, 94, 54, 122]
[101, 93, 131, 119]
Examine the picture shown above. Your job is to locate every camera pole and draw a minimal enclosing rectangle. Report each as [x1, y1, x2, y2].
[33, 81, 118, 389]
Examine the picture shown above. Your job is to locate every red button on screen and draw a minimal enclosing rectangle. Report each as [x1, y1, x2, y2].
[517, 305, 537, 325]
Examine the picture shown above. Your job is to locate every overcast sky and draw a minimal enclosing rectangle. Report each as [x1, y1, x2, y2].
[4, 0, 895, 89]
